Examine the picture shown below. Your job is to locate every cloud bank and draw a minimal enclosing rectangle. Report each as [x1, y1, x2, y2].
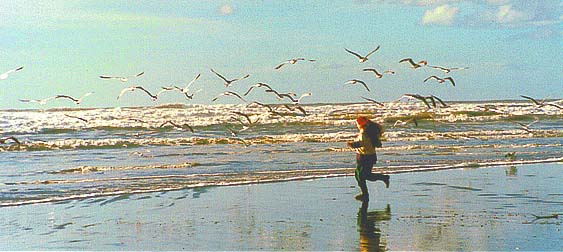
[421, 4, 459, 25]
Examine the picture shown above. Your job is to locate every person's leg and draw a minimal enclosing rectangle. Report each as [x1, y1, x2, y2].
[355, 162, 369, 196]
[355, 155, 369, 200]
[364, 155, 390, 188]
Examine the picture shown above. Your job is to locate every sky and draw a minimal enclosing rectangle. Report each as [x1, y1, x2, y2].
[0, 0, 561, 109]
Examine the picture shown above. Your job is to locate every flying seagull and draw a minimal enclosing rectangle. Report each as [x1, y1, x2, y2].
[117, 86, 158, 101]
[243, 82, 275, 96]
[231, 111, 254, 125]
[344, 46, 380, 63]
[401, 93, 432, 109]
[423, 76, 456, 86]
[99, 72, 144, 82]
[265, 89, 298, 102]
[345, 79, 370, 92]
[159, 120, 194, 132]
[393, 117, 418, 127]
[64, 114, 89, 123]
[275, 58, 316, 70]
[399, 58, 428, 69]
[0, 66, 24, 80]
[280, 104, 308, 116]
[428, 65, 469, 74]
[55, 92, 94, 104]
[19, 96, 56, 105]
[210, 68, 250, 87]
[361, 96, 385, 107]
[520, 95, 563, 109]
[212, 91, 247, 102]
[362, 68, 395, 79]
[0, 136, 21, 145]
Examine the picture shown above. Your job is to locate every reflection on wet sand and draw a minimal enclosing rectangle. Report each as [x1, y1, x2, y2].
[357, 201, 391, 252]
[505, 166, 518, 176]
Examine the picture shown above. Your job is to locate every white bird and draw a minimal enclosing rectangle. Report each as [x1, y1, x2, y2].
[361, 96, 384, 107]
[210, 68, 250, 87]
[243, 82, 274, 96]
[345, 79, 370, 92]
[0, 136, 21, 145]
[399, 58, 428, 69]
[520, 95, 563, 109]
[159, 120, 194, 132]
[428, 65, 469, 74]
[99, 72, 144, 82]
[362, 68, 395, 79]
[176, 73, 201, 93]
[423, 76, 456, 86]
[344, 46, 380, 63]
[275, 58, 316, 70]
[295, 92, 312, 104]
[64, 114, 89, 123]
[393, 117, 418, 127]
[55, 92, 94, 104]
[19, 96, 56, 105]
[117, 86, 158, 101]
[0, 66, 23, 80]
[212, 91, 247, 102]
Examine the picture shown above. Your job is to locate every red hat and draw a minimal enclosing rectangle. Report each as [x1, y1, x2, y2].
[356, 116, 369, 127]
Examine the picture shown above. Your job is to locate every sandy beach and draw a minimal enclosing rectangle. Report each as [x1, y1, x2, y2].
[2, 162, 563, 251]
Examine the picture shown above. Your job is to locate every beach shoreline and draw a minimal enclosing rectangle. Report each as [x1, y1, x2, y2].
[3, 162, 563, 251]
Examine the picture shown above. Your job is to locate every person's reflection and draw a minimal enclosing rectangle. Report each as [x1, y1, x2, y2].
[505, 166, 518, 176]
[357, 200, 391, 252]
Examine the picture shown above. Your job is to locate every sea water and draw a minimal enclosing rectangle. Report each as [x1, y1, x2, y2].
[1, 101, 562, 206]
[0, 100, 562, 249]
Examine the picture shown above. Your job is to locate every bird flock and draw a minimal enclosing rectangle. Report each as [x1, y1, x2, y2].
[2, 44, 562, 148]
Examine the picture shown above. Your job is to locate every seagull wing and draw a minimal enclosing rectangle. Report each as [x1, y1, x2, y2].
[210, 68, 229, 83]
[399, 58, 416, 66]
[55, 95, 79, 103]
[431, 95, 448, 107]
[226, 91, 247, 102]
[428, 65, 449, 73]
[184, 73, 201, 89]
[520, 95, 540, 105]
[359, 81, 370, 92]
[443, 77, 455, 87]
[423, 76, 441, 82]
[134, 86, 157, 100]
[117, 86, 136, 100]
[296, 93, 312, 103]
[344, 48, 363, 60]
[274, 62, 287, 70]
[546, 103, 563, 109]
[243, 86, 256, 96]
[361, 96, 384, 106]
[257, 82, 274, 90]
[364, 45, 381, 58]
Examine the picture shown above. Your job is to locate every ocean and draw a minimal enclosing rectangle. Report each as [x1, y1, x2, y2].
[1, 100, 562, 207]
[1, 100, 563, 250]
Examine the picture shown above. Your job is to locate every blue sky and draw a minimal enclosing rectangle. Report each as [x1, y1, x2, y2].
[0, 0, 561, 109]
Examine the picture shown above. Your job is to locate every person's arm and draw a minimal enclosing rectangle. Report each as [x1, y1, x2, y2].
[347, 133, 366, 148]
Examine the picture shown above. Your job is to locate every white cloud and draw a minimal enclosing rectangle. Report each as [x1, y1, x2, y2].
[421, 4, 459, 25]
[219, 4, 234, 15]
[415, 0, 459, 6]
[495, 4, 531, 24]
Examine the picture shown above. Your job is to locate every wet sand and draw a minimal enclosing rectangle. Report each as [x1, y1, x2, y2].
[2, 163, 563, 250]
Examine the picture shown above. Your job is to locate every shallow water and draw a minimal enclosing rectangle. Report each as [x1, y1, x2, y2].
[1, 101, 562, 249]
[1, 101, 562, 207]
[2, 163, 562, 250]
